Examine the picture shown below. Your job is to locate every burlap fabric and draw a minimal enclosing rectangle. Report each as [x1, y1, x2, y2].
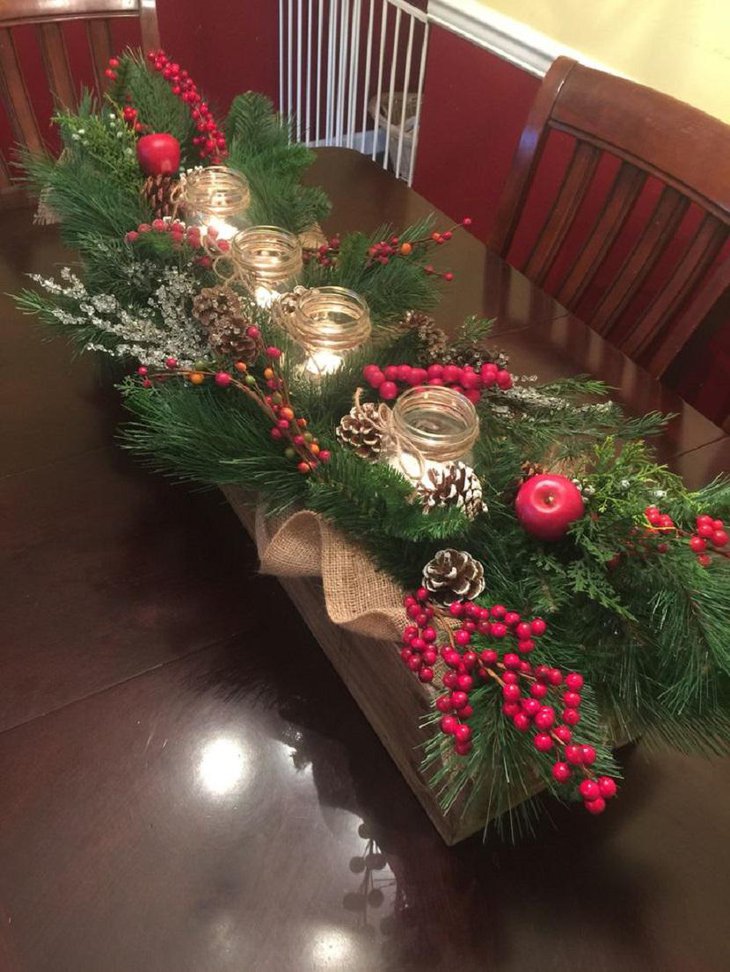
[223, 486, 407, 641]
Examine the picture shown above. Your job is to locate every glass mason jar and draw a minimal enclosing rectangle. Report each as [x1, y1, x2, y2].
[287, 286, 372, 377]
[388, 385, 480, 483]
[181, 166, 251, 240]
[226, 226, 303, 307]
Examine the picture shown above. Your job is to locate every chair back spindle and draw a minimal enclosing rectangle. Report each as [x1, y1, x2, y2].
[490, 57, 730, 380]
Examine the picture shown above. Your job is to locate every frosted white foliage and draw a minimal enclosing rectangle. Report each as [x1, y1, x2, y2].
[30, 266, 209, 367]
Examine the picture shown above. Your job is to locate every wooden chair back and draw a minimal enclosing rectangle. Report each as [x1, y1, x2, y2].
[489, 57, 730, 379]
[0, 1, 159, 202]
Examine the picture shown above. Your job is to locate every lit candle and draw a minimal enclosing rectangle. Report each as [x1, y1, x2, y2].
[205, 213, 239, 242]
[284, 286, 372, 379]
[181, 166, 250, 240]
[227, 226, 303, 307]
[304, 348, 346, 376]
[254, 284, 276, 309]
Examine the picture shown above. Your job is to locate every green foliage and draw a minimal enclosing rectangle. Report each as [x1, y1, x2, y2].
[54, 94, 139, 185]
[22, 149, 147, 250]
[306, 449, 472, 584]
[303, 218, 444, 324]
[226, 92, 331, 233]
[114, 50, 198, 162]
[121, 379, 308, 515]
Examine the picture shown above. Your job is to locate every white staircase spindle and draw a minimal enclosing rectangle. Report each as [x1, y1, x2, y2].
[360, 0, 375, 154]
[382, 6, 402, 171]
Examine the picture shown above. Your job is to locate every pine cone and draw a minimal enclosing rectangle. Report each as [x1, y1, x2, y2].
[336, 401, 387, 461]
[207, 317, 259, 362]
[141, 174, 182, 219]
[422, 549, 485, 603]
[520, 460, 546, 482]
[192, 286, 258, 361]
[416, 462, 487, 520]
[192, 285, 245, 329]
[402, 310, 449, 364]
[450, 344, 510, 371]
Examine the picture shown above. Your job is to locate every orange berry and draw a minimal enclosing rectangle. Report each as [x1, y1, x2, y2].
[263, 367, 274, 380]
[431, 232, 441, 242]
[399, 241, 413, 255]
[234, 361, 247, 373]
[280, 406, 295, 421]
[189, 371, 205, 385]
[309, 442, 320, 456]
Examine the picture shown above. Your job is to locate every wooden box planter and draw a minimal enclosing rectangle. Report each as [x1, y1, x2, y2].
[223, 486, 541, 845]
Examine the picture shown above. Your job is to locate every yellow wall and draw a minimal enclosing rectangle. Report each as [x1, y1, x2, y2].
[479, 0, 730, 123]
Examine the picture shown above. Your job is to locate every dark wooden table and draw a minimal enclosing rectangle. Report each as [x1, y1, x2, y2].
[0, 149, 728, 971]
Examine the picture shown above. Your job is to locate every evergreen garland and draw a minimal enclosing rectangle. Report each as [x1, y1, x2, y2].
[14, 47, 730, 838]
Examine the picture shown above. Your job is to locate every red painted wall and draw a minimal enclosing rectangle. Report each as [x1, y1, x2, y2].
[156, 0, 278, 113]
[413, 26, 540, 243]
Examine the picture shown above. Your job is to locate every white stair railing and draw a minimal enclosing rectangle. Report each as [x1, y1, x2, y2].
[279, 0, 429, 184]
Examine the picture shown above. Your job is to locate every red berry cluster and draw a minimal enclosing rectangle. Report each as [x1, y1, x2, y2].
[124, 219, 229, 268]
[121, 104, 142, 132]
[104, 56, 121, 81]
[144, 50, 227, 162]
[302, 236, 341, 268]
[644, 506, 729, 568]
[687, 513, 728, 566]
[400, 589, 618, 814]
[363, 360, 513, 403]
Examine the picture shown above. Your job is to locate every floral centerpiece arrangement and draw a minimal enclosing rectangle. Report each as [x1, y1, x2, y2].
[16, 49, 730, 836]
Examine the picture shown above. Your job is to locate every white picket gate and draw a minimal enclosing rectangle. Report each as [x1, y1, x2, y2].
[278, 0, 429, 184]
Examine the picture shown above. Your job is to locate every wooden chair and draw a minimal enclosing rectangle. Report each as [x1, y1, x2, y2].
[489, 56, 730, 379]
[0, 1, 160, 203]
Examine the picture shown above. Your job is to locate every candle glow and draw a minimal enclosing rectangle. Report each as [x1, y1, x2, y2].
[205, 213, 239, 241]
[303, 348, 345, 376]
[285, 286, 371, 381]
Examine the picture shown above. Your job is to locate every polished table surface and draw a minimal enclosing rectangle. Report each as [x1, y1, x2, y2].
[1, 149, 728, 971]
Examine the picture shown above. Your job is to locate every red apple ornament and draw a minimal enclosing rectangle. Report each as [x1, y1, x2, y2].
[515, 474, 585, 541]
[136, 133, 181, 176]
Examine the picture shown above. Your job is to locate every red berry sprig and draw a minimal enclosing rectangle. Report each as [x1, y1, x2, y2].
[307, 218, 472, 278]
[303, 236, 341, 268]
[140, 50, 227, 163]
[400, 589, 618, 814]
[124, 219, 230, 268]
[644, 506, 729, 568]
[103, 56, 120, 81]
[363, 360, 513, 403]
[366, 218, 472, 278]
[261, 351, 331, 473]
[136, 342, 328, 474]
